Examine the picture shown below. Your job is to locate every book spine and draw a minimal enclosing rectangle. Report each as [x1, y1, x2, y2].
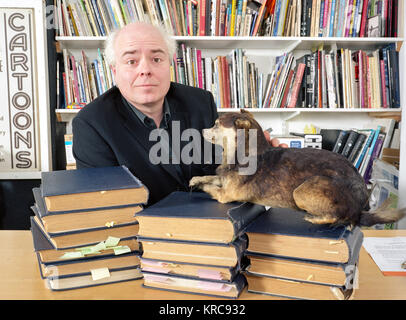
[196, 49, 204, 89]
[363, 134, 384, 183]
[355, 127, 377, 169]
[344, 0, 353, 37]
[279, 69, 295, 108]
[288, 63, 306, 108]
[380, 59, 388, 108]
[341, 131, 359, 158]
[332, 130, 347, 153]
[348, 133, 366, 163]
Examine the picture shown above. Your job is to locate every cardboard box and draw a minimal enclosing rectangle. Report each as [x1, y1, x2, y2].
[271, 135, 304, 148]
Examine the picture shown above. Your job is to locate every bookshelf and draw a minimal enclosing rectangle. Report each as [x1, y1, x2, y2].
[53, 0, 406, 227]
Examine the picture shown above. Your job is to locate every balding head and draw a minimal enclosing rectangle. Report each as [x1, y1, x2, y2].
[105, 22, 176, 67]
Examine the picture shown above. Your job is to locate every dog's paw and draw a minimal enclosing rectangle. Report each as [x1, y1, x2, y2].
[189, 176, 204, 188]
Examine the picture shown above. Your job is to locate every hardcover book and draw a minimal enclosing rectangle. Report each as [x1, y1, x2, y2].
[142, 271, 247, 299]
[139, 235, 248, 268]
[332, 130, 349, 153]
[245, 272, 354, 300]
[31, 215, 139, 250]
[41, 165, 149, 213]
[31, 216, 140, 264]
[244, 208, 364, 263]
[37, 252, 141, 279]
[46, 266, 143, 291]
[140, 257, 245, 282]
[341, 130, 360, 158]
[135, 191, 265, 244]
[245, 248, 360, 287]
[348, 132, 367, 163]
[32, 187, 142, 235]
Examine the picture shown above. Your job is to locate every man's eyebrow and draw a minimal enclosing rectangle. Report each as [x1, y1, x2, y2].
[121, 49, 166, 57]
[121, 50, 137, 57]
[150, 49, 166, 54]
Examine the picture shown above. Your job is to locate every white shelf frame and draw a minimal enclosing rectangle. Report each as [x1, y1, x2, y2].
[56, 35, 405, 50]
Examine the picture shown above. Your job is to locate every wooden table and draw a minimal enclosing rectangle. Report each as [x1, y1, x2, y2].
[1, 230, 405, 300]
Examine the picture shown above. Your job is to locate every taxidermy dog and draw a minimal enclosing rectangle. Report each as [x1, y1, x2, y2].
[190, 110, 405, 226]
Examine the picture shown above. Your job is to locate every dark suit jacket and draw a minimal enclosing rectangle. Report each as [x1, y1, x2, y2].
[72, 82, 219, 206]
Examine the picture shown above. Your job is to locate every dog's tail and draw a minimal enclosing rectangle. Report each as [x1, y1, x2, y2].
[360, 196, 406, 227]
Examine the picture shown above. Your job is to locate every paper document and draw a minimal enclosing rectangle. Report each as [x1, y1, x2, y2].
[363, 237, 406, 276]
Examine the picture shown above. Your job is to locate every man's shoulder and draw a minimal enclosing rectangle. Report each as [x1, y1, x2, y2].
[75, 86, 122, 119]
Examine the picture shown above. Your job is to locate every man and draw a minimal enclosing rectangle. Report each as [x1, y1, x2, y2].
[73, 22, 220, 205]
[73, 22, 280, 206]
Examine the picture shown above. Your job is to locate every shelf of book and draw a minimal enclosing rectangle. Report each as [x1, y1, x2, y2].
[56, 36, 404, 50]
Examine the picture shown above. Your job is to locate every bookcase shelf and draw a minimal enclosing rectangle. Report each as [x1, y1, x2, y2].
[56, 36, 404, 50]
[56, 108, 402, 131]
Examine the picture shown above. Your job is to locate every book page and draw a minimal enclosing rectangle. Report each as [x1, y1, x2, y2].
[363, 237, 406, 276]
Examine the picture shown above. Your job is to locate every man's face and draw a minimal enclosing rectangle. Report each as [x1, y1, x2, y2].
[112, 24, 171, 109]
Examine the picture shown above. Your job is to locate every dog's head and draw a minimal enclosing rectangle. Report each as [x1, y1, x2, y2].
[203, 110, 269, 159]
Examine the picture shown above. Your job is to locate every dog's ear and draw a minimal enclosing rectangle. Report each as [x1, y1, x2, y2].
[235, 118, 251, 129]
[240, 109, 254, 118]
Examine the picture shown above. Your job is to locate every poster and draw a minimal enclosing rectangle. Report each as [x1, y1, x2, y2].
[0, 8, 40, 173]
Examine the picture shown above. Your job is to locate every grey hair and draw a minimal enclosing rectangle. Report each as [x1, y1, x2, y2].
[104, 22, 177, 66]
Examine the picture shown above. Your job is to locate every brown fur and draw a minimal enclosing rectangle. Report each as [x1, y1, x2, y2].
[190, 110, 405, 226]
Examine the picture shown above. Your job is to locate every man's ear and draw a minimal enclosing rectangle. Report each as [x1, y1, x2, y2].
[235, 118, 251, 129]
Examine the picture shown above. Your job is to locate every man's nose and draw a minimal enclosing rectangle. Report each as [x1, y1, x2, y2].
[139, 58, 152, 76]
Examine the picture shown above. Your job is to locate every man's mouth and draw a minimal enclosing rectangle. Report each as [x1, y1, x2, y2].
[137, 84, 157, 87]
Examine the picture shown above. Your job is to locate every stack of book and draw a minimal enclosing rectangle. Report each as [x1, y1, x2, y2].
[135, 191, 266, 298]
[243, 207, 364, 300]
[30, 165, 149, 291]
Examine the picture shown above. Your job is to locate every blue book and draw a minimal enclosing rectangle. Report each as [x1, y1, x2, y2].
[354, 129, 374, 169]
[93, 59, 102, 96]
[105, 0, 119, 29]
[351, 0, 361, 37]
[250, 11, 258, 36]
[30, 214, 139, 250]
[31, 187, 142, 235]
[272, 0, 282, 36]
[41, 165, 149, 212]
[319, 0, 325, 37]
[245, 208, 364, 264]
[91, 0, 106, 36]
[381, 48, 391, 107]
[386, 44, 400, 108]
[135, 191, 265, 244]
[359, 126, 381, 175]
[329, 0, 337, 37]
[336, 0, 347, 36]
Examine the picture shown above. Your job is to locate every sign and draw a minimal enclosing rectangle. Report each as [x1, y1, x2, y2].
[0, 1, 51, 179]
